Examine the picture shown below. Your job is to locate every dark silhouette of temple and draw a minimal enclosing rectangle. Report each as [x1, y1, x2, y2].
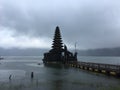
[43, 26, 77, 63]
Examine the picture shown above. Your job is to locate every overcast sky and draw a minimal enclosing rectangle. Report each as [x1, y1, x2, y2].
[0, 0, 120, 50]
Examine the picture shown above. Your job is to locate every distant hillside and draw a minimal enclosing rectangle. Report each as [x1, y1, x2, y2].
[78, 47, 120, 56]
[0, 48, 48, 56]
[1, 47, 120, 56]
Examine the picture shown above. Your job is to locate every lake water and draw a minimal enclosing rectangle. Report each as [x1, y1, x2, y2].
[0, 56, 120, 90]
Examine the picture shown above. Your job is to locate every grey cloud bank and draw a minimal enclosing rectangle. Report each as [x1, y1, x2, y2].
[0, 0, 120, 49]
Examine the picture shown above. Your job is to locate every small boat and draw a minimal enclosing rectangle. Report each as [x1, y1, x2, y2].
[0, 56, 4, 60]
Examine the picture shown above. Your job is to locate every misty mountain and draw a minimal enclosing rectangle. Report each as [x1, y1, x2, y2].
[1, 47, 120, 56]
[78, 47, 120, 56]
[0, 48, 48, 56]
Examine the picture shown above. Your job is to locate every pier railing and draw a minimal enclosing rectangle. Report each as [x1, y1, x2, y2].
[67, 61, 120, 77]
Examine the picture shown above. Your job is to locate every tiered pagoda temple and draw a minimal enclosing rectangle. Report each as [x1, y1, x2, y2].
[43, 26, 77, 64]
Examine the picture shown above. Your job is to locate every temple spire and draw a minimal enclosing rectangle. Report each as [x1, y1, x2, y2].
[52, 26, 63, 50]
[43, 26, 77, 63]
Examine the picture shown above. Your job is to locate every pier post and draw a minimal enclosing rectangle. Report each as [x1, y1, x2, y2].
[31, 72, 34, 79]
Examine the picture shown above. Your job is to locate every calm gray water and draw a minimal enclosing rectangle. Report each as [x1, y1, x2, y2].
[0, 56, 120, 90]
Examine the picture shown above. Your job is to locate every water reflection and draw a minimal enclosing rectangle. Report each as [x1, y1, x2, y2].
[44, 64, 69, 90]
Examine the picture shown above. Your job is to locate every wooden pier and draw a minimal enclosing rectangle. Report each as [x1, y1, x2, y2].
[66, 61, 120, 77]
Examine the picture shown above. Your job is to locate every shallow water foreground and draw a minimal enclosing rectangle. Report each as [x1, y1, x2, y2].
[0, 56, 120, 90]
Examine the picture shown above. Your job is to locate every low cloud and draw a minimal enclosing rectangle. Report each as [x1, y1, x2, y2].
[0, 26, 51, 49]
[0, 0, 120, 49]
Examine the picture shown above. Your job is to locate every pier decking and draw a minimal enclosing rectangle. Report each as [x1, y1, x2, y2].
[66, 61, 120, 77]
